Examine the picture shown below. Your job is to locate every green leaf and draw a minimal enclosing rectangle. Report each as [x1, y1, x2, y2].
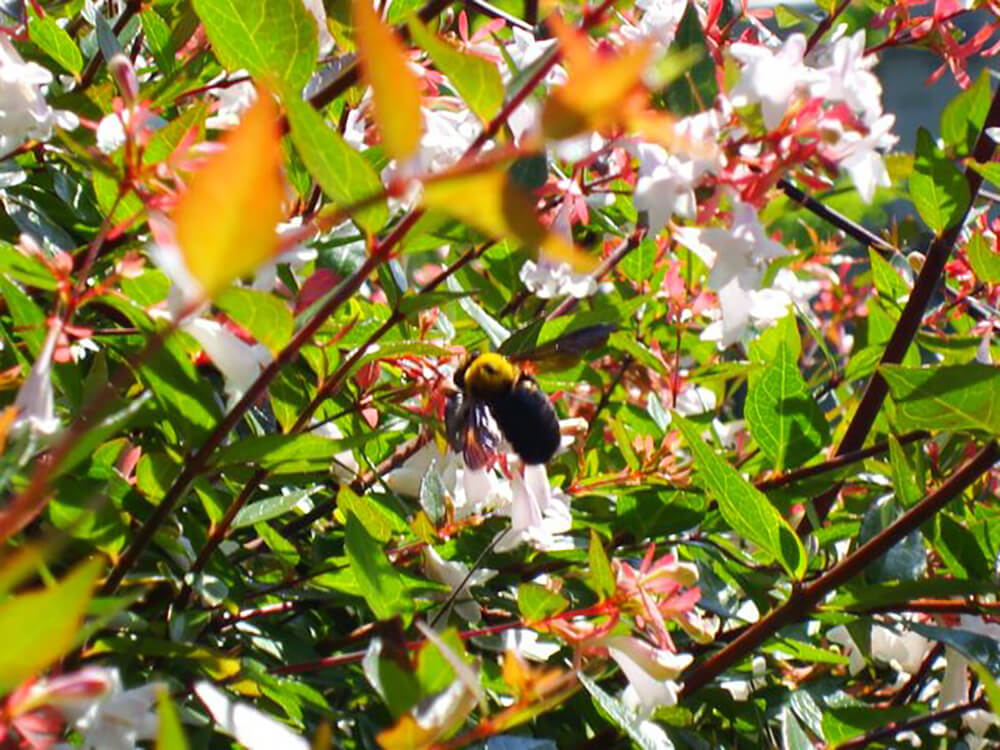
[0, 558, 103, 692]
[587, 530, 615, 599]
[868, 249, 910, 306]
[745, 326, 829, 471]
[822, 705, 923, 746]
[578, 673, 669, 750]
[338, 484, 407, 542]
[214, 287, 293, 353]
[674, 414, 807, 578]
[282, 93, 388, 234]
[345, 511, 412, 621]
[910, 127, 969, 234]
[212, 433, 347, 473]
[192, 0, 319, 91]
[880, 363, 1000, 435]
[408, 17, 504, 123]
[141, 10, 176, 75]
[941, 69, 992, 154]
[231, 487, 314, 529]
[156, 688, 190, 750]
[888, 435, 925, 507]
[517, 582, 569, 622]
[967, 231, 1000, 283]
[661, 2, 715, 117]
[28, 5, 83, 75]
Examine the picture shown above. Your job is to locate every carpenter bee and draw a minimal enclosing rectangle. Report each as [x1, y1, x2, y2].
[445, 324, 616, 469]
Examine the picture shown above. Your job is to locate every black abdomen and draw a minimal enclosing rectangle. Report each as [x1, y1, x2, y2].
[488, 378, 561, 465]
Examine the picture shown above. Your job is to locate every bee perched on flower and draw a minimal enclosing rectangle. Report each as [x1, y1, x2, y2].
[445, 324, 616, 469]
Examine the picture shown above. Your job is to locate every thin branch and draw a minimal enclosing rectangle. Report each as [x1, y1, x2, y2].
[464, 0, 535, 31]
[837, 698, 986, 750]
[680, 441, 999, 696]
[777, 178, 896, 255]
[754, 429, 928, 491]
[806, 83, 1000, 530]
[805, 0, 852, 54]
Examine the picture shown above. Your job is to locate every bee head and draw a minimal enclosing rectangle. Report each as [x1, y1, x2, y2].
[464, 352, 517, 398]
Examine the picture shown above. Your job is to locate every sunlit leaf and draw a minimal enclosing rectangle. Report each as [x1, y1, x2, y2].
[408, 16, 504, 123]
[881, 363, 1000, 435]
[192, 0, 319, 91]
[423, 165, 598, 271]
[353, 0, 422, 159]
[195, 681, 309, 750]
[0, 558, 103, 692]
[282, 93, 388, 234]
[674, 414, 807, 578]
[28, 5, 83, 75]
[156, 688, 190, 750]
[173, 94, 284, 298]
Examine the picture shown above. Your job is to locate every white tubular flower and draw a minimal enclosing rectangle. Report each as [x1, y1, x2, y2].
[601, 635, 692, 718]
[180, 318, 272, 408]
[675, 201, 789, 346]
[824, 114, 897, 203]
[0, 36, 78, 153]
[729, 33, 820, 130]
[59, 669, 163, 750]
[422, 545, 496, 624]
[205, 76, 257, 130]
[496, 463, 572, 552]
[519, 258, 598, 300]
[816, 28, 884, 125]
[195, 682, 309, 750]
[12, 319, 61, 438]
[634, 143, 699, 232]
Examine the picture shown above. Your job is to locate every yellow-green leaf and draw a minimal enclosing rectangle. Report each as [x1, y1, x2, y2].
[173, 94, 284, 298]
[353, 0, 422, 160]
[408, 16, 503, 123]
[282, 92, 388, 234]
[0, 558, 103, 692]
[422, 166, 598, 271]
[156, 688, 190, 750]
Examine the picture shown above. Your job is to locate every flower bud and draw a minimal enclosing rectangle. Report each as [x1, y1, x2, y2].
[108, 54, 139, 107]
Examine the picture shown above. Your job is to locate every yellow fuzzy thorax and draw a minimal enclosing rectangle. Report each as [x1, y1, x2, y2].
[463, 352, 518, 398]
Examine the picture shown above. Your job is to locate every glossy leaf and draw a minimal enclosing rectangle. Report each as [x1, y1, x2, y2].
[28, 6, 83, 75]
[345, 511, 413, 620]
[215, 287, 294, 354]
[910, 127, 969, 234]
[156, 688, 190, 750]
[352, 0, 422, 159]
[967, 231, 1000, 283]
[173, 94, 284, 298]
[674, 414, 807, 578]
[745, 321, 829, 471]
[192, 0, 319, 91]
[880, 363, 1000, 435]
[423, 165, 598, 271]
[282, 93, 388, 234]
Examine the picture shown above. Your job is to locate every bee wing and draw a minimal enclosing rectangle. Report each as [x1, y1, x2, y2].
[504, 323, 617, 371]
[463, 401, 501, 470]
[447, 393, 501, 470]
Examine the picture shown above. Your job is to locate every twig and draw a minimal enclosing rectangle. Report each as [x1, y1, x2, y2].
[805, 83, 1000, 531]
[777, 178, 896, 255]
[680, 441, 999, 696]
[754, 430, 928, 491]
[76, 0, 143, 92]
[837, 698, 986, 750]
[804, 0, 852, 54]
[464, 0, 535, 31]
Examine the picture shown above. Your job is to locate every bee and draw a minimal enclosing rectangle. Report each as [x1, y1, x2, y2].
[445, 324, 616, 469]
